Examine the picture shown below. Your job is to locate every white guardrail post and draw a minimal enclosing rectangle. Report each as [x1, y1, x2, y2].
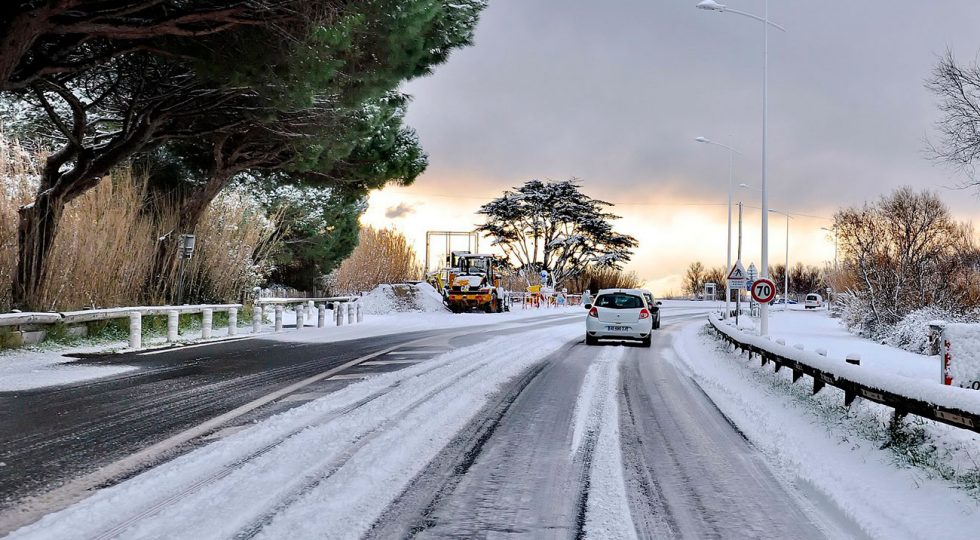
[336, 303, 344, 326]
[347, 302, 354, 325]
[228, 307, 237, 336]
[253, 305, 262, 334]
[356, 303, 363, 323]
[129, 311, 142, 349]
[202, 308, 213, 339]
[296, 305, 305, 331]
[167, 310, 179, 342]
[274, 305, 283, 332]
[318, 304, 326, 328]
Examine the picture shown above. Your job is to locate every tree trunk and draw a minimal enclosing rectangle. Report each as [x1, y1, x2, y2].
[13, 192, 65, 310]
[148, 171, 233, 303]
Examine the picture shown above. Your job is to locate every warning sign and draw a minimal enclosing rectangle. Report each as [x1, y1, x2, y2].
[727, 261, 747, 281]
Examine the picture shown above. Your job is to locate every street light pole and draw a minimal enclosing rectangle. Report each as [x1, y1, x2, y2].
[761, 0, 771, 335]
[696, 0, 784, 336]
[769, 209, 790, 310]
[820, 226, 838, 269]
[695, 136, 741, 319]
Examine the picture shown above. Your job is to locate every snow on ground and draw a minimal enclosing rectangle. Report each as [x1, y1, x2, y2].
[0, 347, 137, 392]
[674, 321, 980, 539]
[574, 346, 637, 540]
[761, 308, 940, 383]
[357, 282, 447, 315]
[8, 324, 582, 540]
[264, 305, 580, 345]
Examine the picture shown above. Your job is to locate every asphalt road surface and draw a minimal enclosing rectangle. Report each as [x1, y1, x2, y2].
[1, 305, 862, 538]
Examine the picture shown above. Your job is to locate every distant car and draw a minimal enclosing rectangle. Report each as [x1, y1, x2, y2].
[773, 298, 798, 305]
[638, 289, 662, 329]
[804, 293, 823, 309]
[584, 288, 654, 347]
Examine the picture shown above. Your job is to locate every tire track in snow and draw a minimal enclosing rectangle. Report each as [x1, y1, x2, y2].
[572, 346, 638, 540]
[7, 328, 577, 540]
[365, 358, 554, 538]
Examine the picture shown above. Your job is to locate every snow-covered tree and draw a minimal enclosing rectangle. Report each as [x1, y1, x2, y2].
[476, 179, 637, 287]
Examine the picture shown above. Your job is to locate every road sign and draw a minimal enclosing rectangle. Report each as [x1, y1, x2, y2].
[751, 278, 777, 304]
[729, 279, 747, 290]
[727, 261, 747, 281]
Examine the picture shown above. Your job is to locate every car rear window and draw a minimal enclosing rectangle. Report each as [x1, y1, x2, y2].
[595, 293, 643, 309]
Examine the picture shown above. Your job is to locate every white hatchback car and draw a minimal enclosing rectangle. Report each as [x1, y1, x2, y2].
[585, 289, 654, 347]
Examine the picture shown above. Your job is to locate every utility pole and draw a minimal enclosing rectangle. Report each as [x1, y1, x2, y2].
[736, 202, 743, 325]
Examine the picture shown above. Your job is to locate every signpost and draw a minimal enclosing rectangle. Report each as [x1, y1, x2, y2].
[751, 278, 777, 305]
[727, 261, 748, 324]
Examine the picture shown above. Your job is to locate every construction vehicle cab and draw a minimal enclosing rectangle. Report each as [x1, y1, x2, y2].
[446, 254, 507, 313]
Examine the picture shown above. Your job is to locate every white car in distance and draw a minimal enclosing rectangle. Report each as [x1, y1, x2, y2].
[585, 288, 654, 347]
[804, 293, 823, 309]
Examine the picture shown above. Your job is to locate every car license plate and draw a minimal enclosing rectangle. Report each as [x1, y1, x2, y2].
[606, 326, 629, 331]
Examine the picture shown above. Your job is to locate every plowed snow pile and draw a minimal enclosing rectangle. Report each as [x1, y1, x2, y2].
[359, 283, 448, 315]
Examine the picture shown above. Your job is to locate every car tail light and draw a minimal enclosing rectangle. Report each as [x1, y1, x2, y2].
[639, 309, 650, 319]
[588, 307, 598, 318]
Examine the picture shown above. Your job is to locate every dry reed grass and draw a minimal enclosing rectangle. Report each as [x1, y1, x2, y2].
[331, 226, 422, 294]
[1, 134, 282, 311]
[0, 137, 37, 311]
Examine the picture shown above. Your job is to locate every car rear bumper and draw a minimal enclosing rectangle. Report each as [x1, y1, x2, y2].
[585, 318, 653, 340]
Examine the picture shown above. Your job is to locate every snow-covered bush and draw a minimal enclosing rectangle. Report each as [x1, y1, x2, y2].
[885, 307, 980, 354]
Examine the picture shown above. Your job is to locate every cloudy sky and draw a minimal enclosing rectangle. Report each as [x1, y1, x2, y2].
[362, 0, 980, 294]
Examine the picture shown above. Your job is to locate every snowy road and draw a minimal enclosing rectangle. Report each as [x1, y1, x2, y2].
[3, 305, 860, 538]
[0, 311, 580, 533]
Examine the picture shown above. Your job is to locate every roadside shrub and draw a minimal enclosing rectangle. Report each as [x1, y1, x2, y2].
[0, 134, 282, 311]
[885, 307, 979, 354]
[330, 226, 421, 294]
[0, 135, 36, 312]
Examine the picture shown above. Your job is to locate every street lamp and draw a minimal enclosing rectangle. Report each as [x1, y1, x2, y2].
[820, 226, 838, 269]
[769, 209, 792, 311]
[696, 0, 785, 336]
[695, 136, 742, 319]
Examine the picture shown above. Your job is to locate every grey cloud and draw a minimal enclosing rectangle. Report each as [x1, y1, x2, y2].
[403, 0, 980, 216]
[385, 202, 418, 219]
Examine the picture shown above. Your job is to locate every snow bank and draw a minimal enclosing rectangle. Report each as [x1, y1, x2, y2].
[943, 323, 980, 389]
[0, 348, 137, 392]
[710, 315, 980, 415]
[764, 309, 938, 383]
[357, 282, 448, 315]
[674, 322, 980, 539]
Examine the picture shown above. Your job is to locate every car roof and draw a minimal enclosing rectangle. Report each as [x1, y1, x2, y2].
[596, 288, 645, 295]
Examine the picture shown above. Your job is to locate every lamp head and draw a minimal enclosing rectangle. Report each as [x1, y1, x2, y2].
[696, 0, 727, 11]
[695, 136, 709, 143]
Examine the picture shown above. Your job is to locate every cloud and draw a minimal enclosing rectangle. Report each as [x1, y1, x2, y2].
[385, 202, 418, 219]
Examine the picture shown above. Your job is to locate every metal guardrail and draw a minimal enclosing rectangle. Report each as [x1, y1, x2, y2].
[0, 299, 365, 350]
[708, 315, 980, 435]
[0, 312, 62, 326]
[256, 297, 356, 305]
[60, 304, 242, 324]
[0, 305, 243, 327]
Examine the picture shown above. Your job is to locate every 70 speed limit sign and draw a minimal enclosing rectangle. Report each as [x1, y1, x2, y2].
[750, 278, 777, 304]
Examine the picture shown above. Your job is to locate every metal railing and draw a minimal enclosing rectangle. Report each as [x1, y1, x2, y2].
[1, 298, 365, 351]
[707, 314, 980, 434]
[253, 297, 362, 332]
